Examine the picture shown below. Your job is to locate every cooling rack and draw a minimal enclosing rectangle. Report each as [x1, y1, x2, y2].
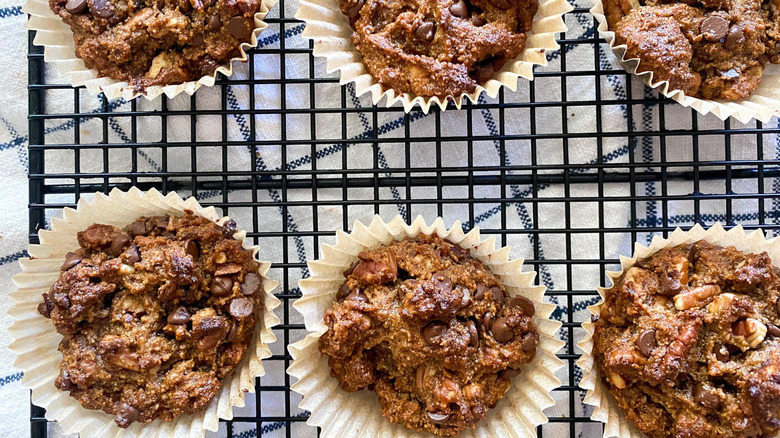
[27, 0, 780, 436]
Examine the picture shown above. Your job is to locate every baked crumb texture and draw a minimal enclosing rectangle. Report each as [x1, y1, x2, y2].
[317, 234, 538, 437]
[604, 0, 779, 100]
[37, 213, 264, 428]
[593, 240, 780, 438]
[49, 0, 264, 89]
[338, 0, 539, 98]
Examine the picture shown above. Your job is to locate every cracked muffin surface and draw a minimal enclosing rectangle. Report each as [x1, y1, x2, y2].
[317, 234, 538, 436]
[604, 0, 779, 100]
[49, 0, 263, 89]
[37, 212, 265, 428]
[592, 241, 780, 438]
[338, 0, 539, 98]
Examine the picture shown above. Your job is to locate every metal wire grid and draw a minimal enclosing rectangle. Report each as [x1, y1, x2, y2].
[26, 0, 780, 436]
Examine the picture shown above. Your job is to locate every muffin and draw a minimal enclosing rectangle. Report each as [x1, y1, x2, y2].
[317, 234, 538, 436]
[591, 240, 780, 438]
[337, 0, 539, 98]
[36, 212, 265, 428]
[48, 0, 265, 90]
[603, 0, 779, 100]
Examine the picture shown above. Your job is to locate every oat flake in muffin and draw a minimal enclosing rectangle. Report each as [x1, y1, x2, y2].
[37, 212, 265, 428]
[317, 234, 538, 437]
[592, 240, 780, 438]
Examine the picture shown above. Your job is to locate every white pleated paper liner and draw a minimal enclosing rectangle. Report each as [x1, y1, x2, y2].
[577, 223, 780, 438]
[287, 215, 565, 437]
[23, 0, 274, 101]
[295, 0, 572, 113]
[590, 0, 780, 124]
[8, 187, 281, 438]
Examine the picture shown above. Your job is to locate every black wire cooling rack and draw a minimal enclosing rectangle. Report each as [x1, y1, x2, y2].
[26, 0, 780, 436]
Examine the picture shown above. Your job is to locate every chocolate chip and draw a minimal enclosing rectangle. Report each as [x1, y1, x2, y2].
[490, 286, 505, 303]
[336, 282, 350, 300]
[125, 245, 141, 265]
[475, 283, 488, 300]
[767, 324, 780, 338]
[458, 286, 472, 308]
[416, 21, 435, 41]
[211, 276, 233, 296]
[167, 306, 191, 325]
[206, 14, 221, 31]
[38, 294, 54, 318]
[65, 0, 87, 14]
[228, 16, 252, 40]
[226, 322, 239, 341]
[423, 321, 448, 343]
[492, 317, 514, 343]
[450, 244, 467, 259]
[109, 233, 131, 256]
[521, 333, 536, 352]
[229, 297, 254, 318]
[155, 216, 170, 229]
[723, 27, 745, 50]
[184, 239, 199, 260]
[466, 320, 478, 346]
[473, 64, 495, 84]
[346, 288, 368, 302]
[343, 261, 358, 277]
[700, 16, 729, 41]
[693, 383, 720, 409]
[427, 412, 451, 424]
[346, 0, 364, 21]
[713, 343, 730, 361]
[130, 220, 147, 237]
[432, 273, 452, 294]
[90, 0, 115, 18]
[499, 368, 521, 379]
[241, 272, 262, 296]
[114, 401, 139, 428]
[488, 0, 510, 9]
[471, 12, 485, 26]
[449, 0, 467, 18]
[59, 368, 75, 391]
[190, 34, 204, 47]
[482, 313, 493, 330]
[61, 252, 82, 271]
[637, 329, 657, 357]
[52, 290, 71, 309]
[508, 296, 535, 317]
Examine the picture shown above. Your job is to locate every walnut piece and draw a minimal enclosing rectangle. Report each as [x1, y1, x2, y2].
[673, 285, 722, 310]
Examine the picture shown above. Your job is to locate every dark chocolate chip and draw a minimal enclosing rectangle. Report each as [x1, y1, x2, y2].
[184, 239, 200, 260]
[90, 0, 115, 18]
[700, 16, 729, 41]
[637, 329, 657, 357]
[423, 321, 448, 343]
[490, 286, 505, 303]
[499, 368, 521, 379]
[416, 21, 435, 41]
[346, 288, 368, 302]
[475, 283, 488, 300]
[471, 12, 485, 26]
[59, 368, 75, 391]
[458, 285, 472, 308]
[508, 296, 535, 317]
[473, 64, 496, 84]
[125, 245, 141, 265]
[492, 317, 514, 343]
[155, 216, 170, 229]
[767, 324, 780, 338]
[226, 322, 239, 341]
[488, 0, 511, 9]
[241, 272, 262, 296]
[114, 401, 139, 428]
[65, 0, 87, 14]
[190, 34, 204, 47]
[432, 272, 452, 294]
[38, 294, 54, 318]
[211, 276, 234, 296]
[347, 0, 364, 21]
[229, 297, 254, 318]
[336, 282, 351, 300]
[723, 27, 745, 50]
[206, 14, 221, 31]
[167, 306, 191, 325]
[61, 252, 82, 271]
[713, 343, 730, 361]
[110, 233, 131, 256]
[52, 290, 71, 309]
[130, 220, 147, 237]
[521, 333, 536, 352]
[693, 383, 720, 409]
[450, 244, 467, 259]
[228, 16, 252, 40]
[449, 0, 467, 18]
[482, 313, 493, 330]
[466, 319, 478, 346]
[343, 261, 359, 277]
[427, 412, 451, 424]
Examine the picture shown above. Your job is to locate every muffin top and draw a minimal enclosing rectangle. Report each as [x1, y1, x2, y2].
[338, 0, 538, 98]
[604, 0, 779, 100]
[37, 212, 264, 428]
[49, 0, 262, 89]
[317, 234, 538, 436]
[592, 240, 780, 438]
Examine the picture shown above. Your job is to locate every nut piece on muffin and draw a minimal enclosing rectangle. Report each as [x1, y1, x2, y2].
[603, 0, 779, 100]
[37, 212, 264, 428]
[317, 234, 538, 436]
[592, 240, 780, 438]
[48, 0, 263, 89]
[338, 0, 539, 98]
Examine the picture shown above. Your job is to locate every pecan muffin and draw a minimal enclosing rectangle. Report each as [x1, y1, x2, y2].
[592, 241, 780, 438]
[604, 0, 779, 100]
[49, 0, 262, 89]
[318, 234, 538, 436]
[37, 213, 265, 428]
[338, 0, 538, 98]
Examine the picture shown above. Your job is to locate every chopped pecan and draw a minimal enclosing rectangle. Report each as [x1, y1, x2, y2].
[732, 318, 767, 349]
[673, 285, 721, 310]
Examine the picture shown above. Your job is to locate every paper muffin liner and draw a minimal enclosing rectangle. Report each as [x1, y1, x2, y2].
[577, 223, 780, 438]
[590, 0, 780, 123]
[23, 0, 274, 101]
[295, 0, 571, 113]
[287, 215, 565, 437]
[7, 187, 281, 437]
